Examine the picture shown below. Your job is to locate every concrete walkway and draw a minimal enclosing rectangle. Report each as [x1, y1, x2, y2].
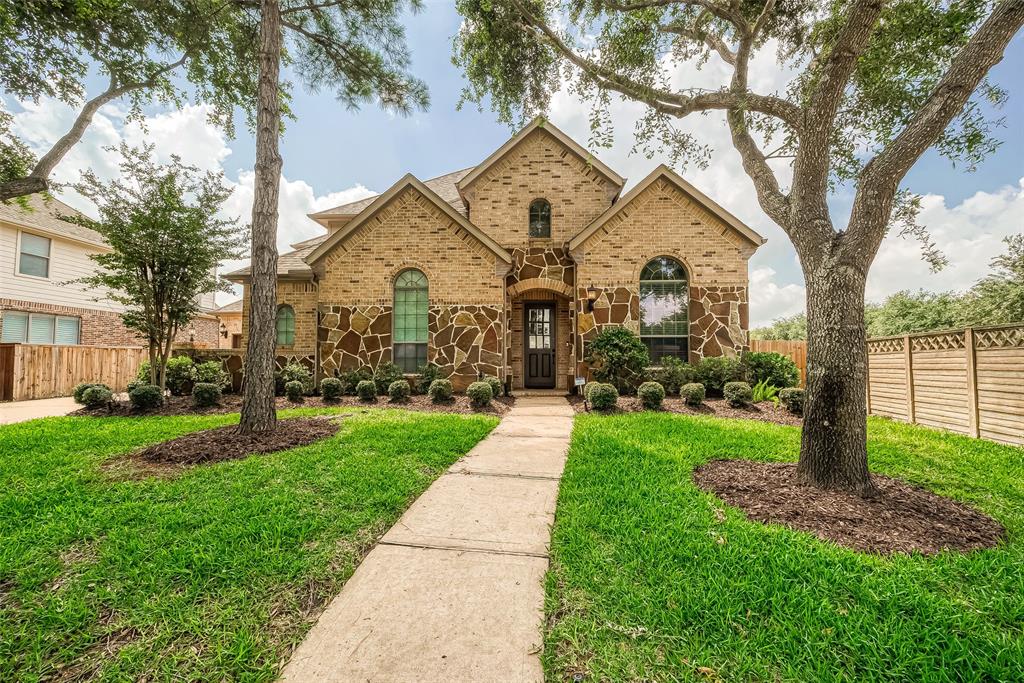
[280, 396, 573, 683]
[0, 396, 78, 425]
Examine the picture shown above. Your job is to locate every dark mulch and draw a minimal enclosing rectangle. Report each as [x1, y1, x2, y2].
[73, 393, 516, 418]
[567, 394, 803, 427]
[693, 459, 1005, 555]
[135, 417, 340, 466]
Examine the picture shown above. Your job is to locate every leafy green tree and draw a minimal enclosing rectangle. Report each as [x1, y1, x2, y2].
[236, 0, 428, 433]
[865, 290, 964, 336]
[0, 0, 259, 202]
[455, 0, 1024, 495]
[751, 312, 807, 340]
[71, 144, 244, 393]
[960, 235, 1024, 325]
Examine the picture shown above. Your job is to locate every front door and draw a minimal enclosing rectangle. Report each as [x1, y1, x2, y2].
[524, 303, 556, 389]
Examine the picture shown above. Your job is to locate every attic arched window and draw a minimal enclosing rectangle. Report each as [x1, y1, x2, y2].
[640, 257, 689, 364]
[276, 304, 295, 346]
[529, 199, 551, 238]
[393, 269, 428, 373]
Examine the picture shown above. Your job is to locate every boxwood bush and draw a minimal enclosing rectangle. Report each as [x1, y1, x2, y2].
[638, 381, 665, 410]
[165, 356, 196, 396]
[389, 379, 411, 401]
[191, 382, 221, 408]
[467, 381, 493, 409]
[414, 362, 441, 395]
[583, 381, 601, 402]
[128, 384, 163, 410]
[779, 387, 805, 415]
[276, 362, 313, 396]
[651, 356, 695, 395]
[695, 356, 746, 394]
[373, 362, 404, 395]
[743, 351, 799, 389]
[681, 382, 706, 407]
[485, 376, 503, 398]
[589, 383, 618, 411]
[81, 385, 113, 409]
[320, 377, 343, 401]
[73, 382, 110, 404]
[285, 380, 304, 403]
[339, 367, 372, 395]
[356, 379, 377, 402]
[428, 378, 453, 403]
[723, 381, 753, 408]
[194, 360, 229, 389]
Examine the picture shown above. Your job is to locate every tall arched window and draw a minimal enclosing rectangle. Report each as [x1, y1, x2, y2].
[640, 257, 689, 363]
[394, 269, 428, 373]
[276, 304, 295, 346]
[528, 199, 551, 238]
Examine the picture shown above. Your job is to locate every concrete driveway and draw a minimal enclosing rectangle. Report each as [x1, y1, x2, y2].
[0, 396, 79, 425]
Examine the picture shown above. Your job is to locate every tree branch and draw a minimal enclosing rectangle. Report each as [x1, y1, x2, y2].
[659, 12, 736, 65]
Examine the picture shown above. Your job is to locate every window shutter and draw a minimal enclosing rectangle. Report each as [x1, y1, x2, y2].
[1, 312, 29, 343]
[28, 315, 55, 344]
[55, 317, 81, 345]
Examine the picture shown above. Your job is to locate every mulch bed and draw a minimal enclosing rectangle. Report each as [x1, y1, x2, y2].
[135, 417, 340, 466]
[693, 459, 1005, 555]
[567, 395, 803, 427]
[73, 393, 516, 418]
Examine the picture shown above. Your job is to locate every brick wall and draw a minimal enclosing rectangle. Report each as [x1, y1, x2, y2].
[240, 280, 319, 356]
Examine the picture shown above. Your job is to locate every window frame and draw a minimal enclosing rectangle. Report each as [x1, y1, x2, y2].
[392, 268, 428, 374]
[639, 256, 690, 365]
[16, 231, 52, 280]
[275, 304, 296, 346]
[1, 310, 80, 345]
[528, 199, 552, 239]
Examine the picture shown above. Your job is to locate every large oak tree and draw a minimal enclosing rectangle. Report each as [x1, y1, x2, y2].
[454, 0, 1024, 495]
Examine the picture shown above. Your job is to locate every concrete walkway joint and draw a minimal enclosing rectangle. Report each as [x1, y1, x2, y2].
[280, 397, 573, 682]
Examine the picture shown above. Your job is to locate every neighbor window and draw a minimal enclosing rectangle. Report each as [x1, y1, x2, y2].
[1, 311, 80, 344]
[528, 199, 551, 238]
[393, 269, 428, 373]
[275, 305, 295, 345]
[18, 232, 51, 278]
[640, 257, 689, 363]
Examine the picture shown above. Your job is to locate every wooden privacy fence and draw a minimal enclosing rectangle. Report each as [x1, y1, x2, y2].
[867, 324, 1024, 446]
[0, 343, 146, 401]
[749, 338, 807, 386]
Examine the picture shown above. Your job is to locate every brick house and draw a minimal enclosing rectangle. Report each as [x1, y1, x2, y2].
[0, 194, 220, 348]
[225, 118, 764, 391]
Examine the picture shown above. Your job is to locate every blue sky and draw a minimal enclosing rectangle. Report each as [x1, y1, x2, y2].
[7, 2, 1023, 325]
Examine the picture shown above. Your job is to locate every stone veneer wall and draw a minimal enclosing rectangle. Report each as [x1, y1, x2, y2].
[318, 304, 393, 375]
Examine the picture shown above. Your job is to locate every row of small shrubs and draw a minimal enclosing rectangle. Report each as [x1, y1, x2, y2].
[135, 356, 230, 396]
[583, 377, 804, 415]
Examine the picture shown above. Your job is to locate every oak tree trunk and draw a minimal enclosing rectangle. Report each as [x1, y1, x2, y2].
[239, 0, 282, 434]
[796, 261, 878, 497]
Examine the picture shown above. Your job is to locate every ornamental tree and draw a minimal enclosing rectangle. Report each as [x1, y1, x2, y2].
[454, 0, 1024, 495]
[72, 144, 245, 393]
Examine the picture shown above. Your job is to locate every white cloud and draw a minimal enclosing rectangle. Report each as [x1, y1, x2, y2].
[749, 267, 806, 327]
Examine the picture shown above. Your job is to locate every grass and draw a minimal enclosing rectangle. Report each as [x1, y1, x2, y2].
[0, 408, 497, 681]
[546, 413, 1024, 681]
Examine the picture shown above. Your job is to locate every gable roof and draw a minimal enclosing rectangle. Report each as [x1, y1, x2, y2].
[214, 299, 243, 314]
[568, 165, 766, 251]
[223, 238, 321, 282]
[306, 173, 512, 267]
[0, 194, 105, 248]
[456, 117, 625, 198]
[309, 168, 473, 221]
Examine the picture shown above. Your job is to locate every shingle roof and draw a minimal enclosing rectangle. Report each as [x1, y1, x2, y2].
[224, 238, 321, 280]
[214, 299, 243, 313]
[0, 194, 104, 247]
[310, 167, 473, 218]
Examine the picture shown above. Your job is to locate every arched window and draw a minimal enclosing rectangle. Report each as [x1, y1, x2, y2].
[640, 257, 689, 363]
[528, 199, 551, 238]
[275, 304, 295, 346]
[393, 269, 428, 373]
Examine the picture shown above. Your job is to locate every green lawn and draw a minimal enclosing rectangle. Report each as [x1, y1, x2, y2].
[546, 414, 1024, 681]
[0, 409, 496, 681]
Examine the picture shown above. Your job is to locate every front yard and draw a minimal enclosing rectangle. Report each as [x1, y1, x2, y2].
[546, 413, 1024, 681]
[0, 409, 496, 681]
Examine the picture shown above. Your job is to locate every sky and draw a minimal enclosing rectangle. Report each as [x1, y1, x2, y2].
[5, 1, 1023, 327]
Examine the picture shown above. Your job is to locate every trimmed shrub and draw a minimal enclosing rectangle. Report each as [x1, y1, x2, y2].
[165, 355, 196, 396]
[128, 384, 163, 410]
[73, 382, 109, 404]
[339, 367, 372, 395]
[192, 382, 221, 408]
[651, 356, 696, 395]
[485, 376, 503, 398]
[356, 380, 377, 402]
[125, 378, 146, 395]
[638, 381, 665, 410]
[320, 377, 343, 401]
[373, 362, 404, 395]
[81, 385, 113, 409]
[467, 381, 493, 409]
[695, 356, 746, 394]
[681, 382, 705, 407]
[724, 381, 753, 408]
[583, 327, 650, 394]
[389, 379, 411, 401]
[194, 360, 229, 389]
[414, 362, 441, 395]
[583, 381, 601, 402]
[276, 362, 312, 395]
[589, 383, 618, 411]
[428, 378, 453, 403]
[285, 380, 304, 403]
[779, 387, 805, 415]
[743, 351, 799, 389]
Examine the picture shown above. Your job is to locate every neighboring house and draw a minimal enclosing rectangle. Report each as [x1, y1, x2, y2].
[225, 118, 765, 391]
[0, 194, 220, 348]
[213, 299, 244, 349]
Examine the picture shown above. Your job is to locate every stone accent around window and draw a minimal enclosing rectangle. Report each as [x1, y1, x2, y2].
[318, 304, 393, 375]
[429, 305, 503, 390]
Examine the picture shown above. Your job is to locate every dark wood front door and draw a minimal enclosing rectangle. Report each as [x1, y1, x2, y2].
[524, 303, 556, 388]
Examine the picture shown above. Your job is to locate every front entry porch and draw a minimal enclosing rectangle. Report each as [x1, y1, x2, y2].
[509, 290, 574, 392]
